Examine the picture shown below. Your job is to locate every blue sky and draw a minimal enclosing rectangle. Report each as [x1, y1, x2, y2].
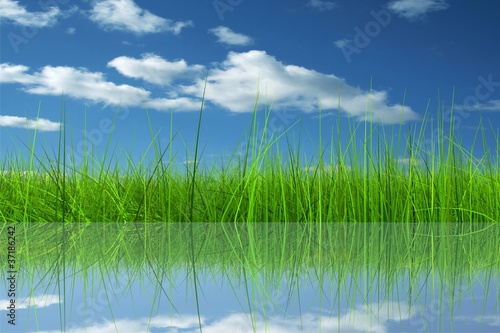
[1, 0, 500, 172]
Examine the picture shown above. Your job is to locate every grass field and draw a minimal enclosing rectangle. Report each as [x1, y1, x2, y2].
[0, 88, 499, 222]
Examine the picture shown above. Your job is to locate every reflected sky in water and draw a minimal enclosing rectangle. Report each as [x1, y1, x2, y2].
[1, 266, 499, 332]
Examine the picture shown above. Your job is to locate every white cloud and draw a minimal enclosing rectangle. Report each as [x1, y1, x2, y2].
[304, 163, 352, 174]
[307, 0, 336, 11]
[181, 50, 421, 124]
[387, 0, 449, 20]
[146, 97, 202, 111]
[1, 50, 422, 123]
[0, 294, 61, 309]
[0, 115, 60, 131]
[0, 0, 61, 27]
[0, 64, 149, 105]
[455, 100, 500, 112]
[453, 315, 500, 328]
[0, 63, 34, 84]
[0, 62, 201, 112]
[209, 26, 253, 46]
[470, 315, 500, 327]
[34, 316, 203, 333]
[107, 53, 204, 85]
[24, 66, 151, 106]
[89, 0, 193, 35]
[394, 157, 422, 169]
[30, 302, 417, 333]
[65, 27, 75, 34]
[333, 39, 349, 49]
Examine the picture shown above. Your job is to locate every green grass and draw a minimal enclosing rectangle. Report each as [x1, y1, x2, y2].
[1, 87, 500, 222]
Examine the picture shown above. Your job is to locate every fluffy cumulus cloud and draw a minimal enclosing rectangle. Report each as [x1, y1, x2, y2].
[0, 63, 34, 84]
[107, 53, 205, 85]
[24, 66, 151, 106]
[0, 0, 62, 27]
[89, 0, 193, 35]
[0, 62, 201, 112]
[387, 0, 450, 20]
[209, 26, 254, 46]
[0, 115, 60, 131]
[1, 50, 421, 124]
[181, 50, 420, 124]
